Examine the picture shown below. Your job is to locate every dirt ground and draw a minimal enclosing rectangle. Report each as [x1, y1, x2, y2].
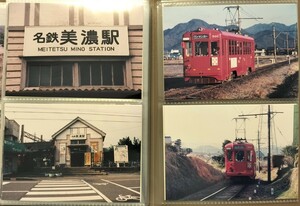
[166, 149, 298, 201]
[165, 147, 225, 200]
[237, 167, 298, 201]
[164, 61, 298, 100]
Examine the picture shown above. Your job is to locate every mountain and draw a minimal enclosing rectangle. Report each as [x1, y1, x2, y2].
[164, 19, 297, 51]
[244, 22, 297, 35]
[164, 19, 235, 52]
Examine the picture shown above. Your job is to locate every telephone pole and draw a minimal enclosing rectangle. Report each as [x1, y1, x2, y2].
[239, 105, 283, 183]
[225, 6, 263, 33]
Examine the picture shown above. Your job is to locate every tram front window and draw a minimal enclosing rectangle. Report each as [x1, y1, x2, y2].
[211, 41, 219, 56]
[235, 150, 245, 162]
[195, 42, 208, 56]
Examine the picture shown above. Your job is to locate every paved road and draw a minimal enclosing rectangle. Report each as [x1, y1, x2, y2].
[2, 173, 140, 203]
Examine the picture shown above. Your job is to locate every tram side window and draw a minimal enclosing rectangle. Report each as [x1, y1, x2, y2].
[246, 150, 252, 161]
[237, 42, 242, 55]
[195, 42, 208, 56]
[226, 148, 233, 161]
[211, 41, 219, 56]
[243, 42, 251, 54]
[235, 150, 245, 162]
[229, 40, 233, 55]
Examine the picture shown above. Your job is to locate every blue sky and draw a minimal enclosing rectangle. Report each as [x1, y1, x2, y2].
[163, 4, 297, 30]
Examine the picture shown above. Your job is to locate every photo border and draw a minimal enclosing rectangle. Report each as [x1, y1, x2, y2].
[151, 0, 300, 206]
[0, 0, 150, 206]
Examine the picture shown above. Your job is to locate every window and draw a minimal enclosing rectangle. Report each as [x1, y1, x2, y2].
[229, 40, 238, 55]
[247, 151, 251, 161]
[243, 42, 252, 55]
[26, 61, 126, 88]
[27, 62, 73, 87]
[237, 42, 242, 54]
[211, 41, 219, 56]
[226, 148, 233, 161]
[70, 140, 86, 145]
[235, 150, 245, 162]
[195, 41, 208, 56]
[184, 42, 192, 57]
[79, 62, 125, 86]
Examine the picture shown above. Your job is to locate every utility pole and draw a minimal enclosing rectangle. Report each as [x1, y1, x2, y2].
[232, 117, 248, 140]
[225, 6, 262, 34]
[286, 32, 289, 55]
[273, 26, 277, 62]
[239, 105, 283, 183]
[257, 130, 261, 172]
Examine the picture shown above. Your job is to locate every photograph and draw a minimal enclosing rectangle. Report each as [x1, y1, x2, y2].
[163, 4, 298, 100]
[0, 2, 5, 98]
[164, 104, 298, 201]
[2, 103, 142, 203]
[5, 1, 144, 98]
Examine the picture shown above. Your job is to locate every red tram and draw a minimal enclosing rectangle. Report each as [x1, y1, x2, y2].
[224, 138, 256, 179]
[182, 28, 255, 84]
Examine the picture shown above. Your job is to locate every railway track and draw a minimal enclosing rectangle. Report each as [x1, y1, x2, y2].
[164, 58, 298, 100]
[200, 184, 247, 201]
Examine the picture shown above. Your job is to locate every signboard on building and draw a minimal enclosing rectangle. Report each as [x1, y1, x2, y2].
[70, 134, 86, 140]
[23, 26, 129, 56]
[59, 143, 66, 164]
[113, 145, 128, 163]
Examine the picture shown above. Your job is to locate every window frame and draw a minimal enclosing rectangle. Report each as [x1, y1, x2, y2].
[21, 57, 132, 90]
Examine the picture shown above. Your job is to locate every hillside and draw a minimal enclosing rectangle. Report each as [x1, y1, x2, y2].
[165, 146, 225, 200]
[164, 19, 297, 51]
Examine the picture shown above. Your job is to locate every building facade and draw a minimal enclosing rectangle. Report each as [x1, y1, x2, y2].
[6, 3, 143, 98]
[4, 118, 25, 175]
[52, 117, 106, 167]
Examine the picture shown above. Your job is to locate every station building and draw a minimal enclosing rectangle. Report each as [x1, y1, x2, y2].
[52, 117, 106, 167]
[6, 3, 143, 98]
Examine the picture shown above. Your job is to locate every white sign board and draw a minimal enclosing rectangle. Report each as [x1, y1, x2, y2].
[114, 145, 129, 163]
[23, 26, 129, 56]
[59, 143, 66, 164]
[70, 134, 86, 140]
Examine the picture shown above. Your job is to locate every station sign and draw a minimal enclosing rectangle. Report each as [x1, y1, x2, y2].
[23, 26, 129, 56]
[70, 134, 86, 140]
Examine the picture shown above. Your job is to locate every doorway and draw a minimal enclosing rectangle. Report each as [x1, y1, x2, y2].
[70, 152, 84, 167]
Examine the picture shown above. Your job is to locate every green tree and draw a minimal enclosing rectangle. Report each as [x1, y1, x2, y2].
[281, 145, 298, 157]
[212, 139, 231, 167]
[174, 139, 182, 150]
[281, 145, 298, 167]
[222, 140, 232, 151]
